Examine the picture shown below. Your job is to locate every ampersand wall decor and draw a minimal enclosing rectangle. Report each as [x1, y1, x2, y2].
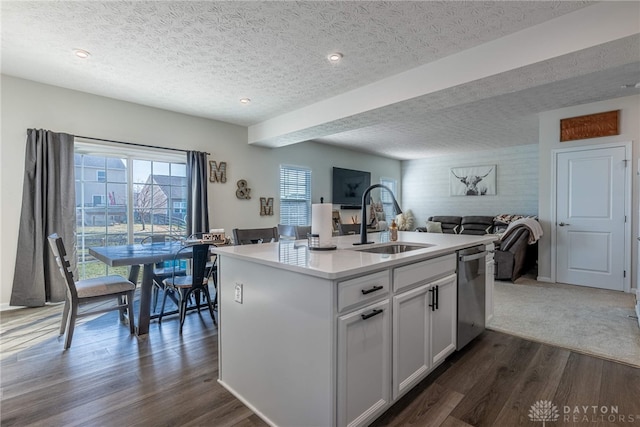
[236, 179, 251, 199]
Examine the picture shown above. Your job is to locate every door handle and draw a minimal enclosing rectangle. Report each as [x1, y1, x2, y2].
[361, 308, 384, 320]
[428, 286, 439, 311]
[558, 222, 571, 226]
[361, 285, 383, 295]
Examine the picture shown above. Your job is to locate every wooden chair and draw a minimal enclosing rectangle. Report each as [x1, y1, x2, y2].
[338, 223, 361, 235]
[47, 233, 136, 349]
[141, 234, 187, 313]
[232, 227, 279, 245]
[159, 243, 216, 334]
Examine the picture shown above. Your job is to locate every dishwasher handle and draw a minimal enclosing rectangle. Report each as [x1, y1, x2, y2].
[458, 251, 488, 262]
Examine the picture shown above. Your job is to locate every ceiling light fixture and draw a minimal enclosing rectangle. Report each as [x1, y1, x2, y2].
[621, 83, 640, 89]
[73, 48, 91, 59]
[240, 98, 251, 104]
[328, 52, 343, 63]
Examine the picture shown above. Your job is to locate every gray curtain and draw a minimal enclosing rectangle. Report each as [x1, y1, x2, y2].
[11, 129, 76, 306]
[186, 151, 209, 236]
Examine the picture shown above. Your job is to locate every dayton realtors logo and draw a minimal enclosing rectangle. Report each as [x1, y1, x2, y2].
[529, 401, 639, 425]
[529, 400, 560, 426]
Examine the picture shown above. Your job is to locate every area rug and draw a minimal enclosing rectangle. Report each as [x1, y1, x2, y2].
[487, 277, 640, 367]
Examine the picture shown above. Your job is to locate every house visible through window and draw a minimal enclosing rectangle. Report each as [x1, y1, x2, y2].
[75, 146, 187, 280]
[280, 165, 311, 225]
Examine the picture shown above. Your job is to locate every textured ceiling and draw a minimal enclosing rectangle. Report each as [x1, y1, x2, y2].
[1, 1, 639, 160]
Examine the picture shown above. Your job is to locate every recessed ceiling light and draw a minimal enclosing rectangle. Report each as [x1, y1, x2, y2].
[73, 48, 91, 59]
[328, 52, 343, 62]
[240, 98, 251, 104]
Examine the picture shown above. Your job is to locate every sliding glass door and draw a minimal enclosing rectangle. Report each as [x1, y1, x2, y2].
[75, 150, 187, 280]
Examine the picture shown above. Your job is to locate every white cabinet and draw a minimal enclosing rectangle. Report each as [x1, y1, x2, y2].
[392, 284, 430, 399]
[218, 248, 477, 427]
[392, 272, 457, 400]
[337, 298, 391, 427]
[485, 243, 495, 324]
[430, 274, 457, 366]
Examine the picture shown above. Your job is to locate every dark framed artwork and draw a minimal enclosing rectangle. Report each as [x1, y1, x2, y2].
[450, 165, 496, 196]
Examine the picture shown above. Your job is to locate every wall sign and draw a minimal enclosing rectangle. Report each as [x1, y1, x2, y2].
[260, 197, 274, 216]
[236, 179, 251, 199]
[209, 161, 227, 183]
[560, 110, 619, 142]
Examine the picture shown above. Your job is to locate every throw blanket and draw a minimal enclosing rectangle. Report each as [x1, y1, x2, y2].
[501, 217, 543, 244]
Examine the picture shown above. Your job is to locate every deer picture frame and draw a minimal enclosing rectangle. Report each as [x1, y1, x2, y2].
[450, 165, 496, 196]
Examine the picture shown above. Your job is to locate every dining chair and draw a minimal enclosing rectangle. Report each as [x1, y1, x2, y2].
[338, 223, 361, 235]
[141, 234, 187, 313]
[294, 225, 312, 240]
[47, 233, 136, 349]
[186, 232, 218, 309]
[277, 224, 297, 240]
[159, 243, 216, 333]
[232, 227, 279, 245]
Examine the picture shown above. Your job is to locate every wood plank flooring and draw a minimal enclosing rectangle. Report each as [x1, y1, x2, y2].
[2, 304, 639, 427]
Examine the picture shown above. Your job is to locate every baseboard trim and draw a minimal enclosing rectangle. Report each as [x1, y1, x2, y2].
[536, 276, 553, 283]
[0, 303, 24, 311]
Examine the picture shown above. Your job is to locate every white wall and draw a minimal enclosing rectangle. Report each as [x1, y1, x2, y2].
[402, 144, 538, 226]
[538, 95, 640, 288]
[0, 75, 401, 306]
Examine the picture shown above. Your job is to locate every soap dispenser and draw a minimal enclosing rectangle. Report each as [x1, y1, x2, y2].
[389, 219, 398, 241]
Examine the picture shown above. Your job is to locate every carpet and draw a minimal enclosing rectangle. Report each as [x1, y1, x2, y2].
[487, 276, 640, 367]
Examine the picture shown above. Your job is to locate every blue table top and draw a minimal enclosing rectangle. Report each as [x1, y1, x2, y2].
[89, 241, 192, 267]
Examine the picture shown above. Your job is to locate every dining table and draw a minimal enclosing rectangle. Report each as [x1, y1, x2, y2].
[89, 240, 195, 335]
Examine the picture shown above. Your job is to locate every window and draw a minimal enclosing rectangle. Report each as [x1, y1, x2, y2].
[173, 201, 187, 214]
[280, 165, 311, 225]
[75, 145, 187, 280]
[380, 177, 398, 221]
[92, 195, 105, 206]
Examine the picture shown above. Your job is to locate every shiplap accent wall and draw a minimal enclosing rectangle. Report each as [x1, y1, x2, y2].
[401, 144, 538, 227]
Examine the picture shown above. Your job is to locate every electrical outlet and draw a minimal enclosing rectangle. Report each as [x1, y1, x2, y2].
[234, 283, 243, 304]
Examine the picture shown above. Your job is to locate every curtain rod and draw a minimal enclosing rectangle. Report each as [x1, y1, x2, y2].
[76, 135, 210, 155]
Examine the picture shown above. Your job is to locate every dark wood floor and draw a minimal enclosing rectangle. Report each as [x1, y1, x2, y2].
[1, 304, 639, 427]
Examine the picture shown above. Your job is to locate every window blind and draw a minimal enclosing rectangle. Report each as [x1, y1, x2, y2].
[280, 165, 311, 225]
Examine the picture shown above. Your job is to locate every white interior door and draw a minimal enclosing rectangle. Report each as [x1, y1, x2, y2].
[556, 146, 627, 291]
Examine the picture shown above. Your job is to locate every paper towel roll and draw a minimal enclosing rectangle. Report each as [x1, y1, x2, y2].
[311, 203, 333, 247]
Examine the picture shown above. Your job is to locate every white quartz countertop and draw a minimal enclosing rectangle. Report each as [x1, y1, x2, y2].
[212, 231, 497, 280]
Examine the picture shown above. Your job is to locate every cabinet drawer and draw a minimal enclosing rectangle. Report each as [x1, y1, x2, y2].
[393, 254, 456, 293]
[338, 270, 390, 313]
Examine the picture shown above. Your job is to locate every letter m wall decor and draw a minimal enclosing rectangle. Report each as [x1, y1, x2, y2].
[209, 161, 227, 183]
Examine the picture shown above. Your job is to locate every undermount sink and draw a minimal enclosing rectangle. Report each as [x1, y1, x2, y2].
[354, 243, 434, 254]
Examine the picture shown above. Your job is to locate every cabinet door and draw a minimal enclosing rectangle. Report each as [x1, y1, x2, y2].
[430, 273, 457, 367]
[392, 284, 431, 400]
[485, 259, 494, 324]
[337, 299, 391, 427]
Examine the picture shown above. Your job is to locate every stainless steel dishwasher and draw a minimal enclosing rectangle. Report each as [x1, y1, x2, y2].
[457, 245, 487, 350]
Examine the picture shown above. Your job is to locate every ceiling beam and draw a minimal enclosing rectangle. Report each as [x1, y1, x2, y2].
[248, 1, 640, 148]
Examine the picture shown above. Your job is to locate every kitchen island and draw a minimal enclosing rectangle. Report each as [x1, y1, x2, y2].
[212, 231, 495, 427]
